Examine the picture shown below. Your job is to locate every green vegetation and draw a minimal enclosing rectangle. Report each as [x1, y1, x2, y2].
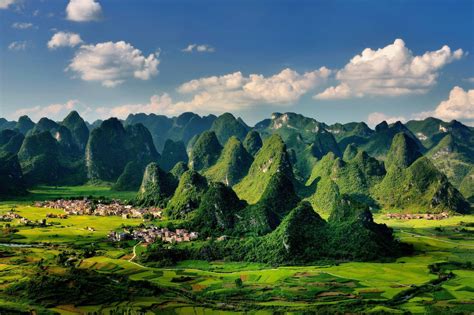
[192, 182, 247, 235]
[0, 111, 473, 313]
[0, 152, 26, 197]
[234, 134, 293, 203]
[375, 133, 470, 213]
[160, 139, 188, 171]
[243, 130, 263, 156]
[204, 136, 253, 186]
[170, 161, 189, 179]
[61, 110, 90, 151]
[86, 118, 159, 182]
[7, 268, 162, 307]
[236, 172, 300, 235]
[0, 129, 24, 154]
[459, 168, 474, 202]
[427, 134, 474, 191]
[210, 112, 249, 145]
[18, 131, 63, 185]
[126, 112, 216, 151]
[136, 162, 177, 207]
[188, 131, 222, 171]
[112, 160, 145, 191]
[15, 115, 35, 135]
[0, 185, 472, 313]
[166, 170, 208, 219]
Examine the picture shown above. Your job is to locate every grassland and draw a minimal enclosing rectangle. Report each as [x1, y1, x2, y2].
[0, 185, 473, 314]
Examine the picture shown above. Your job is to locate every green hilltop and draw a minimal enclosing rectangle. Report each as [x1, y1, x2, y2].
[233, 134, 294, 204]
[166, 170, 208, 219]
[243, 130, 263, 156]
[210, 112, 249, 145]
[188, 131, 222, 171]
[374, 133, 470, 213]
[203, 136, 253, 186]
[135, 162, 177, 207]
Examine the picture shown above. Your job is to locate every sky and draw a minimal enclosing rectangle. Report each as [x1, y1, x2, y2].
[0, 0, 473, 126]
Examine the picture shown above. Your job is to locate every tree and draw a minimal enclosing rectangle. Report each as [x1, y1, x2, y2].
[235, 278, 243, 288]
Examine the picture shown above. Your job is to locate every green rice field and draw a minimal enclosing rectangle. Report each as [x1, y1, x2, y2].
[0, 186, 473, 314]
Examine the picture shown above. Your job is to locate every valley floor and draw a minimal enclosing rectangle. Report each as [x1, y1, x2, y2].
[0, 186, 473, 314]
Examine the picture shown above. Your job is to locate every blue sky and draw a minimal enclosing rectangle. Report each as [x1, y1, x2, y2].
[1, 0, 473, 125]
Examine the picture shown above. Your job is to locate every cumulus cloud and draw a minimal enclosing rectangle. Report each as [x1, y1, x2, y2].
[87, 67, 331, 118]
[177, 67, 331, 110]
[0, 0, 17, 9]
[11, 22, 34, 29]
[66, 0, 102, 22]
[431, 86, 474, 122]
[48, 31, 83, 50]
[94, 94, 175, 119]
[67, 41, 160, 87]
[367, 86, 474, 127]
[367, 112, 407, 127]
[315, 39, 464, 100]
[10, 100, 94, 122]
[8, 41, 28, 51]
[182, 44, 215, 53]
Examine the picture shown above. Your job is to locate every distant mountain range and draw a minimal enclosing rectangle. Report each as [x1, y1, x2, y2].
[1, 111, 473, 212]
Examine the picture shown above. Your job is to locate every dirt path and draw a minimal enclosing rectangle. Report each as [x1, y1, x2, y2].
[399, 230, 474, 248]
[128, 241, 147, 268]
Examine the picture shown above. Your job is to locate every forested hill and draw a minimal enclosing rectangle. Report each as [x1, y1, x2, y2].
[1, 111, 473, 212]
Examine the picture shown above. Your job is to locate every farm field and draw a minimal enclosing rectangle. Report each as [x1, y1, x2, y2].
[0, 186, 473, 314]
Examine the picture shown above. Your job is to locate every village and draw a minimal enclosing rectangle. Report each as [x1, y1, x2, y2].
[35, 199, 162, 219]
[0, 210, 50, 227]
[385, 212, 450, 220]
[108, 226, 199, 244]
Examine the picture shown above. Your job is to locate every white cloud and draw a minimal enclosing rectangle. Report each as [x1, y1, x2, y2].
[315, 39, 465, 100]
[67, 41, 160, 87]
[182, 43, 215, 53]
[87, 67, 331, 118]
[464, 77, 474, 83]
[8, 41, 28, 51]
[431, 86, 474, 122]
[10, 100, 94, 122]
[94, 94, 175, 119]
[0, 0, 17, 9]
[48, 31, 83, 50]
[66, 0, 102, 22]
[11, 22, 34, 29]
[367, 86, 474, 127]
[367, 112, 407, 127]
[177, 67, 331, 111]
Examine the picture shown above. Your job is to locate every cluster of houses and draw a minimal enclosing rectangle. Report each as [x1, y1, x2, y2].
[46, 213, 69, 219]
[385, 212, 450, 220]
[0, 211, 22, 222]
[35, 199, 162, 219]
[108, 227, 199, 244]
[0, 211, 47, 226]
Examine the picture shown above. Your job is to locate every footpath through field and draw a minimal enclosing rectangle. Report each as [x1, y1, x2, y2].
[128, 241, 147, 268]
[399, 230, 474, 248]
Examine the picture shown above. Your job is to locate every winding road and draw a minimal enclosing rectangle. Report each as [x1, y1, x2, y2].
[128, 241, 147, 268]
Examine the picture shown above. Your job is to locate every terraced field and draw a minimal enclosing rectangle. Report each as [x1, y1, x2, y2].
[0, 186, 473, 314]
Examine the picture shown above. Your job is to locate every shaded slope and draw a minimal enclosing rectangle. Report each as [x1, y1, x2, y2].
[188, 131, 222, 171]
[135, 162, 177, 207]
[166, 170, 208, 219]
[233, 134, 293, 204]
[204, 136, 253, 186]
